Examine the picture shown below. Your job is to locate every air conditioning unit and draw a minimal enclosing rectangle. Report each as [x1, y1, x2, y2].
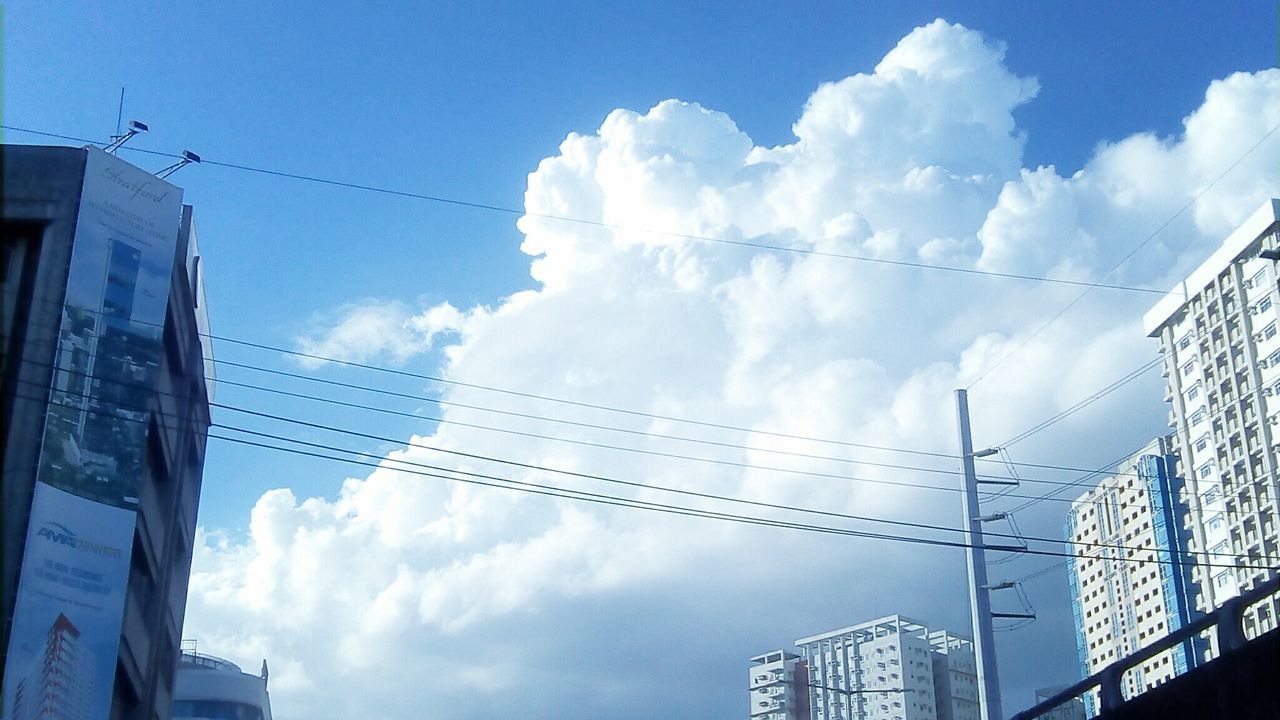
[1261, 359, 1270, 369]
[1245, 279, 1255, 289]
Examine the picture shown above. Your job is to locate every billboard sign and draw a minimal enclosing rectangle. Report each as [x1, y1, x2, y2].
[3, 147, 183, 720]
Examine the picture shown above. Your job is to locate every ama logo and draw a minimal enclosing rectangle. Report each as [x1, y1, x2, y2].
[37, 522, 122, 558]
[38, 522, 77, 546]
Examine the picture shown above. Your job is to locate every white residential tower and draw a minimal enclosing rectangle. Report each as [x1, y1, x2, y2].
[1144, 198, 1280, 643]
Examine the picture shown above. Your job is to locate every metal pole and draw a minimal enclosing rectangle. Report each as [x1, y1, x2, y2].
[116, 87, 125, 137]
[955, 389, 1003, 720]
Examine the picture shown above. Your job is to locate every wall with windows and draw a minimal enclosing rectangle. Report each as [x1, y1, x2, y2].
[0, 146, 212, 720]
[1066, 437, 1202, 713]
[1145, 199, 1280, 645]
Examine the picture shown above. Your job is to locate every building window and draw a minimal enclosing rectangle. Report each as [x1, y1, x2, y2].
[1191, 409, 1207, 425]
[1182, 360, 1197, 377]
[1266, 322, 1279, 340]
[1199, 464, 1215, 480]
[171, 701, 265, 720]
[1262, 297, 1274, 313]
[1195, 435, 1210, 452]
[1179, 333, 1193, 350]
[1187, 385, 1200, 401]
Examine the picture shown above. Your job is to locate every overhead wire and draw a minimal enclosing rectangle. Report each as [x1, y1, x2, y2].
[0, 306, 1231, 539]
[0, 293, 1175, 486]
[1000, 356, 1165, 448]
[6, 119, 1278, 605]
[0, 333, 1182, 498]
[966, 120, 1280, 390]
[205, 427, 1280, 571]
[4, 123, 1270, 489]
[1, 123, 1165, 295]
[0, 288, 964, 464]
[1000, 445, 1146, 516]
[1012, 562, 1068, 584]
[4, 305, 1243, 556]
[9, 370, 1275, 569]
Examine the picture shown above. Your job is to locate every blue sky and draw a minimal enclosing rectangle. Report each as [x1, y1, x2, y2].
[5, 3, 1279, 719]
[6, 1, 1273, 531]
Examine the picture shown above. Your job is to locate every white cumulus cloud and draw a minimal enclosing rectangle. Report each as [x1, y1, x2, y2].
[184, 20, 1280, 720]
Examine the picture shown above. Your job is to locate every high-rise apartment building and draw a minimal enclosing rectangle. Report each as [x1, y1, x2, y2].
[793, 615, 978, 720]
[750, 650, 810, 720]
[927, 630, 979, 720]
[1065, 436, 1203, 714]
[1144, 198, 1280, 642]
[2, 144, 214, 720]
[11, 614, 94, 720]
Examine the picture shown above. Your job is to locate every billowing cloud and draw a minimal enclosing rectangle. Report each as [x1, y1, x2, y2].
[185, 20, 1280, 720]
[294, 299, 465, 367]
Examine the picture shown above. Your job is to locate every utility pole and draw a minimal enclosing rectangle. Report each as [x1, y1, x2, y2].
[955, 389, 1003, 720]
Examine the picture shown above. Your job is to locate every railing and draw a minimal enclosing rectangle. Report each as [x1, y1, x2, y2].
[179, 647, 241, 672]
[1011, 574, 1280, 720]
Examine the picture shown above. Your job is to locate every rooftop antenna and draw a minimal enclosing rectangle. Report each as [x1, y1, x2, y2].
[157, 150, 201, 179]
[115, 87, 125, 136]
[104, 119, 148, 155]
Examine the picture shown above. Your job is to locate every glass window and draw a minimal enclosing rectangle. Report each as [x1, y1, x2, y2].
[1187, 385, 1199, 401]
[1191, 409, 1207, 425]
[1179, 333, 1193, 350]
[1199, 464, 1215, 480]
[171, 701, 264, 720]
[1261, 296, 1273, 313]
[1207, 513, 1225, 532]
[1182, 360, 1197, 376]
[1266, 322, 1278, 340]
[1194, 435, 1210, 452]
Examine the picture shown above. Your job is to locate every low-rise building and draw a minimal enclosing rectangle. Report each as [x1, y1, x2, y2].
[172, 645, 273, 720]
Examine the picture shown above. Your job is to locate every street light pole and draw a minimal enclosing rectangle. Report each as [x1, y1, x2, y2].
[955, 389, 1004, 720]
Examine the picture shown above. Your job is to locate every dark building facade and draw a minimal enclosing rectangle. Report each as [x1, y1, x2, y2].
[2, 144, 213, 720]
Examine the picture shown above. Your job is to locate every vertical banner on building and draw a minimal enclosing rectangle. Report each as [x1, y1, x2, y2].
[3, 147, 183, 720]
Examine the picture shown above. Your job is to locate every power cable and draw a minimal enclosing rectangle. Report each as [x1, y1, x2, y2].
[966, 120, 1280, 390]
[9, 377, 1274, 567]
[1, 123, 1164, 295]
[3, 305, 1146, 491]
[1, 289, 964, 463]
[1000, 357, 1165, 448]
[1012, 562, 1066, 584]
[1001, 446, 1145, 516]
[4, 291, 1175, 484]
[206, 429, 1279, 571]
[0, 320, 1214, 518]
